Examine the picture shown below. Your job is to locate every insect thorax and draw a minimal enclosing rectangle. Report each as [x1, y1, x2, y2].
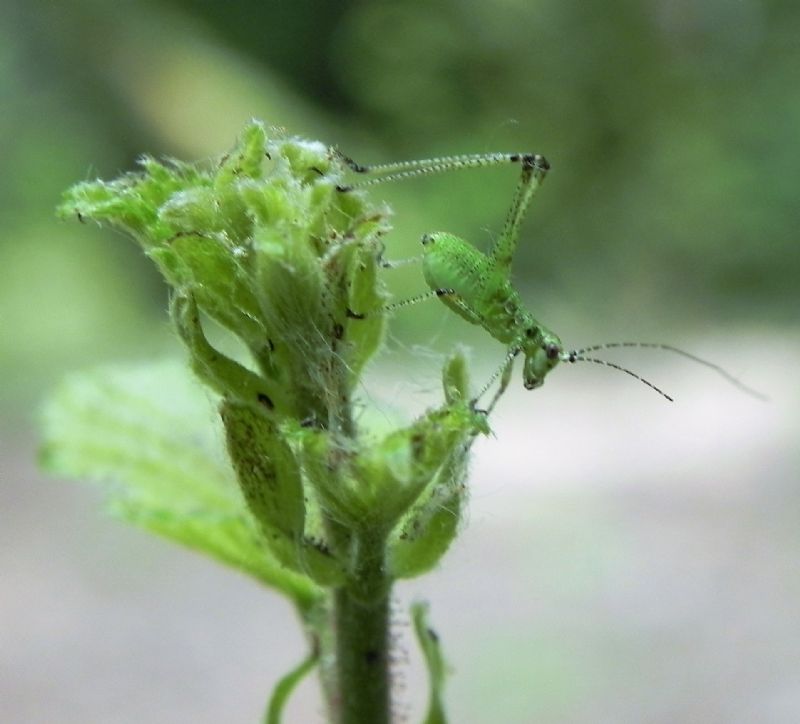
[477, 284, 527, 344]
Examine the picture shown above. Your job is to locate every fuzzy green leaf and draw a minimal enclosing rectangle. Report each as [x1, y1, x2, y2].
[343, 242, 388, 384]
[220, 400, 344, 586]
[264, 646, 319, 724]
[39, 359, 321, 611]
[412, 602, 448, 724]
[148, 232, 267, 345]
[301, 401, 482, 542]
[386, 454, 467, 579]
[170, 292, 294, 416]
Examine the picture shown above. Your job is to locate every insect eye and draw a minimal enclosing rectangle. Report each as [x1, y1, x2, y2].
[546, 343, 560, 360]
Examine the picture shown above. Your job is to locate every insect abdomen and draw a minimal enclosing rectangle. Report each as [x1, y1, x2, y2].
[421, 232, 522, 339]
[422, 233, 487, 301]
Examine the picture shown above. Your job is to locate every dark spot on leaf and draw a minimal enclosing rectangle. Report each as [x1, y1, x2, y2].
[410, 432, 424, 459]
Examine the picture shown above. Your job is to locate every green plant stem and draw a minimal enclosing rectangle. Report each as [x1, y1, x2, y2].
[333, 534, 392, 724]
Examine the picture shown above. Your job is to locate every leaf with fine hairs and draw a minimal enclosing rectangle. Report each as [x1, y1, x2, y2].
[40, 358, 321, 612]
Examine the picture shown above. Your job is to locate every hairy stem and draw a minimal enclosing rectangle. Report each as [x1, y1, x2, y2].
[332, 535, 392, 724]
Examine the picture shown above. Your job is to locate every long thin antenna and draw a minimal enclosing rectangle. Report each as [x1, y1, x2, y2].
[563, 353, 674, 402]
[569, 342, 767, 401]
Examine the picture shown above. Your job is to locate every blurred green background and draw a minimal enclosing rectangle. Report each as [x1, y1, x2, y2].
[1, 1, 798, 722]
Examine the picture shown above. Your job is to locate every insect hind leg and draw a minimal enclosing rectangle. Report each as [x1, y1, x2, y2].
[334, 150, 546, 192]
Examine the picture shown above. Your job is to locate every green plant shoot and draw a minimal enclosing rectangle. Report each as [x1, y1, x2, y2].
[48, 121, 493, 724]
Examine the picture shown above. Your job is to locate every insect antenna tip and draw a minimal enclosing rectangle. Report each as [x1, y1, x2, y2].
[565, 352, 674, 402]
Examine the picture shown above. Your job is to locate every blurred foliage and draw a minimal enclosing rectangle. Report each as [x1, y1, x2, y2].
[2, 0, 798, 409]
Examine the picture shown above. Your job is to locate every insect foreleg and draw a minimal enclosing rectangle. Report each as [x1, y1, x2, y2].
[476, 347, 520, 413]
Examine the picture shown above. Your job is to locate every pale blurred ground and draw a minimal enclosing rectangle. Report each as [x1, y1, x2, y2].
[2, 330, 797, 724]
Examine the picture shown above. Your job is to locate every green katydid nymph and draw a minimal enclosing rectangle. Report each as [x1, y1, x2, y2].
[338, 149, 763, 407]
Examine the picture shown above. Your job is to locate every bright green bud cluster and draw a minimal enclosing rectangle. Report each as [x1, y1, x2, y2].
[58, 121, 487, 587]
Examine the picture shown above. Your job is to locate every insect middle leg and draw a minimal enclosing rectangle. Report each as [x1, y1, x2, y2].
[346, 288, 458, 320]
[372, 240, 420, 270]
